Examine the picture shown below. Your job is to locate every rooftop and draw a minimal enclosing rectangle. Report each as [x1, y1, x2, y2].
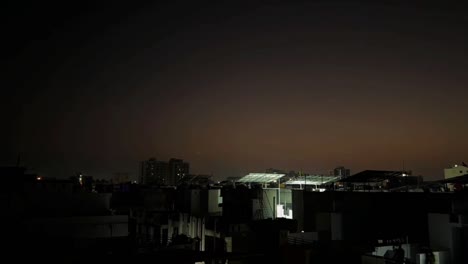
[284, 175, 341, 185]
[340, 170, 408, 183]
[237, 173, 285, 183]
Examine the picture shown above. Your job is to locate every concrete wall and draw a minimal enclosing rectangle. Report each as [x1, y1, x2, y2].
[173, 212, 205, 250]
[293, 191, 454, 243]
[373, 243, 418, 263]
[261, 188, 292, 219]
[190, 189, 202, 215]
[444, 166, 468, 179]
[23, 192, 112, 216]
[428, 213, 466, 263]
[24, 215, 129, 238]
[330, 212, 342, 240]
[288, 232, 318, 242]
[208, 189, 222, 215]
[428, 214, 453, 252]
[262, 189, 278, 219]
[362, 255, 386, 264]
[416, 251, 451, 264]
[292, 190, 304, 232]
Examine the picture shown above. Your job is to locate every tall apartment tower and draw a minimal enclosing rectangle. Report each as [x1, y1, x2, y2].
[168, 158, 190, 185]
[140, 158, 189, 185]
[140, 158, 169, 185]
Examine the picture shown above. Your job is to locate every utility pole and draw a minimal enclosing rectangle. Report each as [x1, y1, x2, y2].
[278, 179, 281, 218]
[302, 169, 306, 191]
[273, 196, 276, 219]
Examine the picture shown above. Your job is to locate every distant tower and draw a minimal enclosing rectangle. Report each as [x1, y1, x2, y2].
[168, 158, 190, 185]
[334, 166, 350, 178]
[140, 158, 169, 185]
[140, 158, 190, 185]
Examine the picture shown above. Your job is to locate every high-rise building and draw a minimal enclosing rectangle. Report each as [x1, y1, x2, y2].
[333, 166, 351, 178]
[140, 158, 189, 185]
[140, 158, 169, 185]
[168, 158, 190, 185]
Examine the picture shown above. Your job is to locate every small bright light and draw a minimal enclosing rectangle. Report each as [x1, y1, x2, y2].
[36, 176, 42, 181]
[402, 173, 407, 177]
[301, 230, 304, 233]
[455, 164, 458, 167]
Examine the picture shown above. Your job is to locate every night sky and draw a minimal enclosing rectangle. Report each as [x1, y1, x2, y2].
[3, 1, 468, 180]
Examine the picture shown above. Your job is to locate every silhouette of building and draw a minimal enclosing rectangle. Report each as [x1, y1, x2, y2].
[113, 172, 130, 184]
[140, 158, 189, 186]
[333, 166, 351, 178]
[168, 158, 189, 185]
[178, 174, 213, 187]
[140, 158, 169, 185]
[1, 166, 129, 260]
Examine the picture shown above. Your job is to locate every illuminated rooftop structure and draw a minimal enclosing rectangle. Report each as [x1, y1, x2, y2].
[339, 170, 409, 183]
[237, 173, 285, 183]
[284, 175, 341, 185]
[444, 163, 468, 179]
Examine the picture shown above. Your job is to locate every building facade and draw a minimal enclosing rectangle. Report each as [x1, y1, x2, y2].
[168, 158, 190, 186]
[333, 166, 351, 178]
[140, 158, 189, 186]
[140, 158, 169, 185]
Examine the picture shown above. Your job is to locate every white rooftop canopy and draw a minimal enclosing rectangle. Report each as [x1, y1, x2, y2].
[237, 173, 285, 183]
[284, 175, 341, 185]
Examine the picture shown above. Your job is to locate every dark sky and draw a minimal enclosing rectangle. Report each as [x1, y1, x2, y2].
[3, 1, 468, 180]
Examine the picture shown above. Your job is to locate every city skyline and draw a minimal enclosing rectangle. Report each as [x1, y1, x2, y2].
[3, 1, 468, 180]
